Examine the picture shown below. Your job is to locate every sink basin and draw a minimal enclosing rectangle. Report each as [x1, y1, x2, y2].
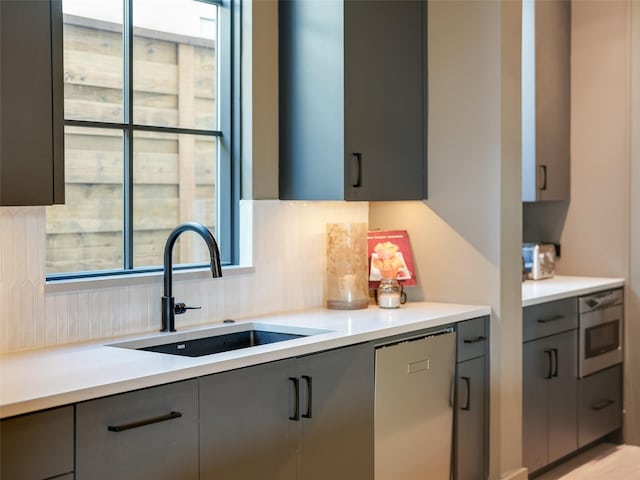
[110, 323, 329, 357]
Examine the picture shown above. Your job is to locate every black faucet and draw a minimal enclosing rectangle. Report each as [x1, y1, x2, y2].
[162, 222, 223, 332]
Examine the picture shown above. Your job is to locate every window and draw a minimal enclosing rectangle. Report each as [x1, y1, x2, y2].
[46, 0, 238, 279]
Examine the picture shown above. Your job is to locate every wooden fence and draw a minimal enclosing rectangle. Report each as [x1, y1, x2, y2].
[46, 15, 217, 273]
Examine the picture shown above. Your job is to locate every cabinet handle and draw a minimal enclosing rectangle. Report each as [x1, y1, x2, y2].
[551, 348, 559, 378]
[463, 336, 486, 344]
[544, 350, 554, 379]
[591, 399, 615, 411]
[107, 411, 182, 432]
[461, 376, 471, 411]
[537, 315, 565, 324]
[351, 153, 362, 188]
[539, 165, 548, 191]
[302, 375, 313, 419]
[289, 377, 300, 421]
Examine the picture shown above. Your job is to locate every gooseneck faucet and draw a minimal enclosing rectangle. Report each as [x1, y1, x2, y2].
[162, 222, 223, 332]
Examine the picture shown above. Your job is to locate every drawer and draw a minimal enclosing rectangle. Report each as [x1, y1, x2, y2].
[76, 379, 198, 480]
[457, 316, 488, 362]
[1, 405, 74, 480]
[523, 298, 578, 342]
[578, 364, 622, 447]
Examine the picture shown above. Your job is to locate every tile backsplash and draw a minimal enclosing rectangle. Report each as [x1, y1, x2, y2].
[0, 201, 368, 353]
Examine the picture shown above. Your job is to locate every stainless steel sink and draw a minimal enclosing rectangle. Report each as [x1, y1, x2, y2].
[110, 322, 330, 357]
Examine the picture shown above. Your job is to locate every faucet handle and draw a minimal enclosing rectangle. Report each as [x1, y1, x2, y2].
[174, 303, 202, 315]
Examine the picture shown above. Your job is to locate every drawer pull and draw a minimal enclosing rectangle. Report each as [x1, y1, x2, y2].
[591, 399, 615, 411]
[537, 315, 565, 324]
[289, 377, 300, 421]
[463, 336, 486, 344]
[302, 375, 313, 419]
[544, 350, 554, 379]
[107, 411, 182, 432]
[460, 376, 471, 411]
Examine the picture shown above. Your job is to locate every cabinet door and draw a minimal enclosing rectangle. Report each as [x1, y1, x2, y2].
[534, 0, 570, 201]
[76, 380, 198, 480]
[297, 343, 374, 480]
[0, 0, 64, 206]
[547, 330, 578, 464]
[523, 330, 578, 473]
[523, 338, 550, 472]
[199, 359, 297, 480]
[344, 0, 426, 201]
[455, 356, 487, 480]
[1, 406, 74, 480]
[578, 365, 622, 448]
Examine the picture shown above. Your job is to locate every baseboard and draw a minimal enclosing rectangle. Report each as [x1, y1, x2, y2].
[500, 467, 529, 480]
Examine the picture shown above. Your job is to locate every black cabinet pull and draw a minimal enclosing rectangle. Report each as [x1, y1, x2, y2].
[544, 350, 554, 379]
[591, 399, 615, 411]
[551, 348, 559, 378]
[289, 377, 300, 421]
[302, 375, 313, 419]
[539, 165, 547, 191]
[461, 376, 471, 411]
[463, 336, 486, 344]
[351, 153, 362, 188]
[537, 315, 565, 324]
[107, 411, 182, 432]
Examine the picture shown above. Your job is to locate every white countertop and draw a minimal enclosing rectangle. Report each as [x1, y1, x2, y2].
[522, 275, 624, 307]
[0, 302, 490, 419]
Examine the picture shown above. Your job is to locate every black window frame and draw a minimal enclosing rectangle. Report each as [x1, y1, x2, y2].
[47, 0, 240, 281]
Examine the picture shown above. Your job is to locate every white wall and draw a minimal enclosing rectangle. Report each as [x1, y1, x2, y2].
[369, 2, 524, 479]
[556, 0, 629, 279]
[0, 201, 368, 353]
[554, 0, 640, 445]
[630, 0, 640, 448]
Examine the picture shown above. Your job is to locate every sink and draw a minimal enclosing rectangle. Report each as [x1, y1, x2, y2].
[110, 323, 330, 357]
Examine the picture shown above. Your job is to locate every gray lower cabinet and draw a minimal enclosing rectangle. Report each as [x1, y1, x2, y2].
[199, 343, 374, 480]
[76, 379, 198, 480]
[454, 317, 489, 480]
[296, 343, 374, 480]
[0, 405, 74, 480]
[199, 359, 297, 480]
[523, 329, 578, 473]
[0, 0, 64, 206]
[578, 364, 623, 447]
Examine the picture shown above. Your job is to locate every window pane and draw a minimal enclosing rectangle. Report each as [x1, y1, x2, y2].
[132, 131, 216, 268]
[132, 0, 217, 130]
[46, 127, 124, 274]
[63, 0, 124, 123]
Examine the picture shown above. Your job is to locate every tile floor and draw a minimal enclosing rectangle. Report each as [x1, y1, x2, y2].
[535, 443, 640, 479]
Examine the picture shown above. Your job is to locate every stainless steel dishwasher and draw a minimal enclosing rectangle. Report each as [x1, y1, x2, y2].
[375, 329, 457, 480]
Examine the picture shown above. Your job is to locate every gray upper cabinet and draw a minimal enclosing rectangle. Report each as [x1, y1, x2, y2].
[0, 0, 64, 206]
[522, 0, 570, 202]
[1, 406, 74, 480]
[279, 0, 427, 201]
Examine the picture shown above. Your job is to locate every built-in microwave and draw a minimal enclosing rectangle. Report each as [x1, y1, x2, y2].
[578, 289, 623, 378]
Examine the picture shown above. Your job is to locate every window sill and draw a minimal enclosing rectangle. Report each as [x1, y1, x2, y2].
[44, 265, 256, 294]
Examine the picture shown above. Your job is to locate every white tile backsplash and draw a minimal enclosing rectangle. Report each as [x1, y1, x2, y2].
[0, 201, 368, 353]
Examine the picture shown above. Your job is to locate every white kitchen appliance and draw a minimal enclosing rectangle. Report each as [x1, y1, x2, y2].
[374, 329, 456, 480]
[522, 243, 556, 280]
